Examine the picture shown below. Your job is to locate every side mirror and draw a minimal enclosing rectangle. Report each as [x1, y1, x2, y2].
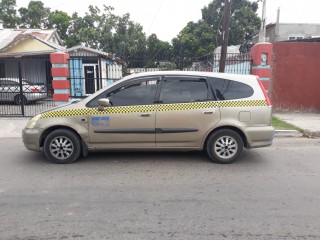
[98, 98, 111, 111]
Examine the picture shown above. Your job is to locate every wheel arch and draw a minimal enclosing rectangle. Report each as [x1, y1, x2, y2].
[203, 125, 248, 150]
[40, 126, 83, 149]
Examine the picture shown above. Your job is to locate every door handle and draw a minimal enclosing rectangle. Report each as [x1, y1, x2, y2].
[203, 110, 215, 114]
[140, 113, 152, 117]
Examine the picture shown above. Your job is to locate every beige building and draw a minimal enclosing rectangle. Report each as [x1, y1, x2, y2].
[253, 23, 320, 43]
[0, 28, 65, 55]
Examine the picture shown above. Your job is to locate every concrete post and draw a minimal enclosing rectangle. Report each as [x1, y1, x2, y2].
[251, 43, 273, 92]
[50, 52, 70, 106]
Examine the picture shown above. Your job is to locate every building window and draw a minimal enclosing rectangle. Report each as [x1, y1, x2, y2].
[288, 36, 304, 40]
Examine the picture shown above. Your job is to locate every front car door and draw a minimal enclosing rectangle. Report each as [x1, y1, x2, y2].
[87, 76, 161, 149]
[156, 75, 220, 149]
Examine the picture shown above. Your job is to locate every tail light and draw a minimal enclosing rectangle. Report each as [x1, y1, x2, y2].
[256, 77, 272, 106]
[30, 87, 40, 93]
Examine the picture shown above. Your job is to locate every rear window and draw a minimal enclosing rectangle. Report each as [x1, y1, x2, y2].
[209, 77, 254, 100]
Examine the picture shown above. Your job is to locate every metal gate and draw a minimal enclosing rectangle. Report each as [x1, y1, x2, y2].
[183, 53, 252, 75]
[0, 55, 54, 117]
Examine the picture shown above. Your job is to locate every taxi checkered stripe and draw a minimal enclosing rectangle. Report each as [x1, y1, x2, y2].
[219, 100, 267, 108]
[40, 100, 267, 119]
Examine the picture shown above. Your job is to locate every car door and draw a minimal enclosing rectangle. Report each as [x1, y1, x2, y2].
[156, 75, 220, 148]
[88, 76, 160, 149]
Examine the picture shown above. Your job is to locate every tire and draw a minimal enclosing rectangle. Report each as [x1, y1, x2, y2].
[14, 94, 27, 105]
[206, 129, 244, 164]
[44, 129, 82, 164]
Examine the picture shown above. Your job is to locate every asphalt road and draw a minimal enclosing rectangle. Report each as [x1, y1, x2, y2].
[0, 137, 320, 240]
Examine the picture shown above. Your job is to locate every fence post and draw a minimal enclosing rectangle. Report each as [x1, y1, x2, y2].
[250, 43, 273, 91]
[50, 52, 70, 106]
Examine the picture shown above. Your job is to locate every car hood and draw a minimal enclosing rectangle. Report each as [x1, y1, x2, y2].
[40, 100, 83, 114]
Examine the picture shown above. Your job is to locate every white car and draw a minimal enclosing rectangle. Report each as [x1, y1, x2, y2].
[0, 78, 47, 105]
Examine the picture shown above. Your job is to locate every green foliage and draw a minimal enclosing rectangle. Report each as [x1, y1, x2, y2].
[0, 0, 18, 28]
[0, 0, 261, 68]
[202, 0, 261, 45]
[66, 6, 148, 67]
[18, 0, 50, 28]
[172, 20, 216, 68]
[46, 10, 71, 42]
[145, 34, 173, 68]
[111, 13, 147, 67]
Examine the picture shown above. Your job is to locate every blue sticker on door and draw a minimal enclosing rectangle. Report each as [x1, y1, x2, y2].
[92, 117, 110, 127]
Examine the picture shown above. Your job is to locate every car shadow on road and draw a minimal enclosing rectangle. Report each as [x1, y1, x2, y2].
[23, 149, 268, 167]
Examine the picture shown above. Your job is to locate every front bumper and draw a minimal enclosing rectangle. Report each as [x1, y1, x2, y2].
[22, 128, 43, 152]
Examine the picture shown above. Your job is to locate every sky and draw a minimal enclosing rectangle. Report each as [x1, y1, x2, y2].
[14, 0, 320, 42]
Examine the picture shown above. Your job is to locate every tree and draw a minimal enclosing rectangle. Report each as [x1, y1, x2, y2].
[66, 5, 147, 68]
[202, 0, 261, 46]
[46, 10, 71, 42]
[145, 34, 173, 68]
[66, 6, 108, 48]
[172, 20, 216, 68]
[111, 13, 147, 67]
[18, 0, 50, 28]
[0, 0, 18, 28]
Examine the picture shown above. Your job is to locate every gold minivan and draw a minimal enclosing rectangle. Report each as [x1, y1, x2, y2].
[22, 71, 275, 164]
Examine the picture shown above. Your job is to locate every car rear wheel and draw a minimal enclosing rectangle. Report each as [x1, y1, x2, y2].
[44, 129, 81, 164]
[14, 94, 27, 105]
[206, 129, 243, 164]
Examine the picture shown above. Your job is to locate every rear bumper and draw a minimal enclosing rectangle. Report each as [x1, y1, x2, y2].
[245, 126, 275, 148]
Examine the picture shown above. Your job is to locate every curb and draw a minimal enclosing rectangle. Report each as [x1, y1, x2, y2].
[303, 130, 320, 139]
[275, 130, 303, 138]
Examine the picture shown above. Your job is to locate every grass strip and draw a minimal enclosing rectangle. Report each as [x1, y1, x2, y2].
[272, 116, 302, 131]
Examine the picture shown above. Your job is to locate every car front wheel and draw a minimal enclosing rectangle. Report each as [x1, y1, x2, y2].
[206, 129, 244, 164]
[44, 129, 81, 164]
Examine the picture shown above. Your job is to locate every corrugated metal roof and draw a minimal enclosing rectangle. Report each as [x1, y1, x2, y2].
[0, 29, 60, 51]
[67, 45, 111, 58]
[0, 29, 21, 49]
[35, 37, 66, 51]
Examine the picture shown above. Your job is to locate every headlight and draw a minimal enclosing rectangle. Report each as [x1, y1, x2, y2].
[25, 114, 42, 129]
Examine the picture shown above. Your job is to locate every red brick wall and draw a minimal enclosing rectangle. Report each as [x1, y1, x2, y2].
[271, 42, 320, 112]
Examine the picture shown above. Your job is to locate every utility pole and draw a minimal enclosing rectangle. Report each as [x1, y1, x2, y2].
[258, 0, 267, 42]
[275, 7, 280, 42]
[219, 0, 232, 73]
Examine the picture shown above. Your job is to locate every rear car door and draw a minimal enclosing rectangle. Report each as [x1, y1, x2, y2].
[87, 76, 160, 149]
[155, 75, 220, 148]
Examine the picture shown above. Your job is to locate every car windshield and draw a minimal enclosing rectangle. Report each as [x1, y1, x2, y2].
[22, 80, 33, 85]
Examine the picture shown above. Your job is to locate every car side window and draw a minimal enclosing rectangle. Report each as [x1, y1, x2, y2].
[0, 80, 17, 85]
[209, 77, 254, 100]
[87, 77, 160, 107]
[107, 79, 159, 106]
[160, 77, 209, 104]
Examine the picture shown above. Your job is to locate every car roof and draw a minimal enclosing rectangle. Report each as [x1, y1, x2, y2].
[0, 78, 28, 82]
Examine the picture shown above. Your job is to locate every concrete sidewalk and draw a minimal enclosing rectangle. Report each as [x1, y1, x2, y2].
[0, 112, 320, 138]
[274, 112, 320, 138]
[0, 118, 29, 138]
